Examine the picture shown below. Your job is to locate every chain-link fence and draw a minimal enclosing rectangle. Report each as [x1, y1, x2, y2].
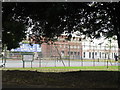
[41, 43, 82, 60]
[41, 43, 118, 60]
[0, 43, 119, 68]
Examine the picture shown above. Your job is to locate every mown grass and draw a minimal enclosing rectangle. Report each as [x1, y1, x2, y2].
[2, 66, 119, 72]
[65, 59, 118, 63]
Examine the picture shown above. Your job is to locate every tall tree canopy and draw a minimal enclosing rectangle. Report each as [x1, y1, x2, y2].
[2, 2, 120, 58]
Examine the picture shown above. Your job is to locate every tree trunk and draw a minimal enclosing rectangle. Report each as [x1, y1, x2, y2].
[118, 47, 120, 61]
[118, 48, 120, 60]
[117, 34, 120, 61]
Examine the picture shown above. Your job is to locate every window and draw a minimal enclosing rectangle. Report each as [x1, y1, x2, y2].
[71, 52, 73, 55]
[74, 52, 77, 55]
[89, 52, 91, 58]
[95, 52, 97, 56]
[114, 53, 116, 57]
[78, 52, 80, 55]
[61, 51, 64, 54]
[92, 52, 94, 59]
[105, 53, 106, 59]
[68, 52, 70, 55]
[100, 52, 101, 58]
[112, 53, 114, 58]
[73, 37, 75, 40]
[79, 38, 81, 41]
[83, 52, 85, 58]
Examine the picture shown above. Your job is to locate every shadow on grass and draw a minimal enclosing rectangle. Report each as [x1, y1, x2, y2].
[2, 70, 119, 88]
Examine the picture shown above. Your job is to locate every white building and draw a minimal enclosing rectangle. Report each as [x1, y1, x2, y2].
[58, 31, 119, 60]
[82, 37, 118, 60]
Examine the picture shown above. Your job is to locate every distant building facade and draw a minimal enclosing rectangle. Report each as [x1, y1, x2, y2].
[41, 35, 82, 59]
[28, 31, 118, 60]
[82, 38, 118, 60]
[41, 35, 118, 60]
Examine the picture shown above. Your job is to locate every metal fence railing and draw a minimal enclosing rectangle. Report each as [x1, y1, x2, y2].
[0, 43, 119, 68]
[41, 43, 119, 60]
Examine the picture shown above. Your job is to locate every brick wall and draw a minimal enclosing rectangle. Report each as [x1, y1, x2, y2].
[41, 36, 82, 59]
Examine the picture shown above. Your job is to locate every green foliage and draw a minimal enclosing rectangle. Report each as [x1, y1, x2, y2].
[22, 40, 29, 44]
[2, 20, 27, 50]
[2, 66, 119, 72]
[2, 2, 120, 50]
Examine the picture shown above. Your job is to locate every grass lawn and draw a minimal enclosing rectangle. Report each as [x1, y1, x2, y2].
[65, 59, 118, 63]
[2, 66, 119, 72]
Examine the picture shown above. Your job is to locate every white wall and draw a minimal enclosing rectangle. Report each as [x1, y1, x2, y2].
[82, 37, 118, 60]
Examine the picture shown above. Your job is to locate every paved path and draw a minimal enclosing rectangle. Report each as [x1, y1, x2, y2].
[0, 59, 118, 68]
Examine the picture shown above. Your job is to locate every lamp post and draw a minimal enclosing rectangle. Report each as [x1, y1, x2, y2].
[98, 42, 104, 62]
[91, 41, 95, 66]
[104, 45, 106, 66]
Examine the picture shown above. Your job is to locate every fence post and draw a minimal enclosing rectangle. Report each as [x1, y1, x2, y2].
[23, 61, 25, 68]
[93, 59, 95, 66]
[55, 58, 56, 67]
[107, 60, 108, 68]
[81, 59, 83, 66]
[31, 61, 32, 68]
[68, 45, 70, 67]
[39, 58, 41, 67]
[2, 54, 3, 63]
[98, 58, 99, 62]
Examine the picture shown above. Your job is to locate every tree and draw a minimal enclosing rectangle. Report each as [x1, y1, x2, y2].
[77, 2, 120, 59]
[2, 2, 120, 59]
[2, 2, 27, 50]
[2, 2, 89, 48]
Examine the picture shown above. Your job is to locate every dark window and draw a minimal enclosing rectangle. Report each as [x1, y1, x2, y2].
[95, 52, 97, 55]
[73, 37, 75, 40]
[71, 52, 73, 55]
[100, 52, 101, 58]
[114, 53, 116, 56]
[92, 52, 94, 59]
[112, 53, 113, 58]
[68, 52, 70, 55]
[79, 38, 81, 41]
[105, 53, 106, 59]
[83, 52, 85, 58]
[61, 51, 64, 54]
[74, 52, 77, 55]
[89, 52, 91, 58]
[78, 52, 80, 55]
